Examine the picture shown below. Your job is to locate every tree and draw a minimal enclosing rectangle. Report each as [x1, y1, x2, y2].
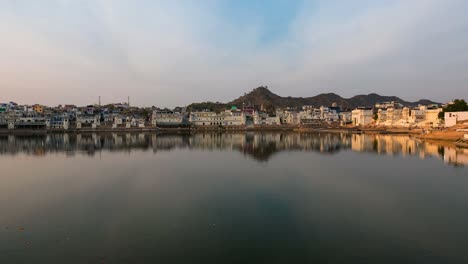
[439, 99, 468, 119]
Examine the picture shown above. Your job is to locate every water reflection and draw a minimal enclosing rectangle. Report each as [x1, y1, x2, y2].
[0, 132, 466, 166]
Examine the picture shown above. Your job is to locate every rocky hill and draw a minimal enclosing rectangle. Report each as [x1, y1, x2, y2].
[228, 86, 439, 110]
[187, 86, 439, 112]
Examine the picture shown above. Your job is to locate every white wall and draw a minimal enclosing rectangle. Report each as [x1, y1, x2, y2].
[445, 111, 468, 127]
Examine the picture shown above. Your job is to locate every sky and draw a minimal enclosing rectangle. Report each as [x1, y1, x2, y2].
[0, 0, 467, 107]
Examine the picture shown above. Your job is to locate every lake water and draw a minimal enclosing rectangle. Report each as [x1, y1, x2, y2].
[0, 132, 467, 263]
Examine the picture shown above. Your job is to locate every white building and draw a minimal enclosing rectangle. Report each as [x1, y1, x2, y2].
[340, 112, 352, 125]
[76, 115, 100, 129]
[408, 107, 426, 124]
[130, 117, 146, 128]
[445, 111, 468, 127]
[283, 111, 300, 125]
[190, 110, 245, 127]
[253, 111, 280, 125]
[46, 116, 70, 130]
[352, 108, 374, 126]
[152, 110, 185, 127]
[223, 110, 246, 126]
[190, 112, 218, 126]
[425, 108, 443, 128]
[376, 105, 442, 128]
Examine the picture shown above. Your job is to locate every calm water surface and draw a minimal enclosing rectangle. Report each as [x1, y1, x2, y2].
[0, 132, 467, 263]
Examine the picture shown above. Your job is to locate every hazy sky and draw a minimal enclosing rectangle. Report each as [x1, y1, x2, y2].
[1, 0, 467, 107]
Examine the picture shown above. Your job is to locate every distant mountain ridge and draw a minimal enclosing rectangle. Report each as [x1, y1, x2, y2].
[187, 86, 440, 112]
[228, 86, 439, 110]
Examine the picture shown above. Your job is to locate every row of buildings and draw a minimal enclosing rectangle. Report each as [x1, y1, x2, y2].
[0, 102, 147, 130]
[152, 104, 346, 128]
[352, 102, 468, 128]
[1, 100, 467, 130]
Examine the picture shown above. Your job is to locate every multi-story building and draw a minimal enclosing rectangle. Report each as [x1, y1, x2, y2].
[408, 106, 426, 124]
[46, 116, 70, 130]
[189, 111, 218, 126]
[14, 112, 46, 129]
[190, 110, 246, 127]
[340, 112, 352, 125]
[253, 111, 280, 125]
[352, 108, 373, 126]
[386, 108, 403, 123]
[76, 114, 100, 129]
[129, 116, 146, 128]
[425, 108, 443, 128]
[376, 105, 443, 128]
[152, 110, 186, 127]
[283, 110, 300, 125]
[223, 109, 246, 126]
[445, 111, 468, 127]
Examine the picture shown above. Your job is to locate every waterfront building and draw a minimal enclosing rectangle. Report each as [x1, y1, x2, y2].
[340, 111, 352, 125]
[425, 108, 443, 128]
[377, 109, 387, 124]
[323, 107, 340, 122]
[375, 105, 442, 128]
[111, 115, 125, 129]
[152, 110, 186, 127]
[386, 108, 403, 123]
[46, 116, 70, 130]
[130, 116, 146, 128]
[76, 115, 100, 129]
[409, 107, 426, 124]
[445, 111, 468, 127]
[113, 116, 124, 125]
[223, 109, 246, 126]
[102, 113, 119, 124]
[189, 111, 217, 126]
[319, 106, 329, 118]
[352, 108, 373, 126]
[253, 111, 280, 125]
[14, 113, 47, 129]
[190, 109, 245, 127]
[283, 110, 300, 125]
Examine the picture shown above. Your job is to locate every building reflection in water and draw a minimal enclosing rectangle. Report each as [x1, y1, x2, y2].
[0, 132, 466, 166]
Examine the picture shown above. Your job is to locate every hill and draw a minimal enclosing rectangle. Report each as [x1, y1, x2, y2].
[187, 86, 440, 112]
[228, 86, 439, 110]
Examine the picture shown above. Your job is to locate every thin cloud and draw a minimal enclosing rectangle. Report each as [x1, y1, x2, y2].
[0, 0, 466, 106]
